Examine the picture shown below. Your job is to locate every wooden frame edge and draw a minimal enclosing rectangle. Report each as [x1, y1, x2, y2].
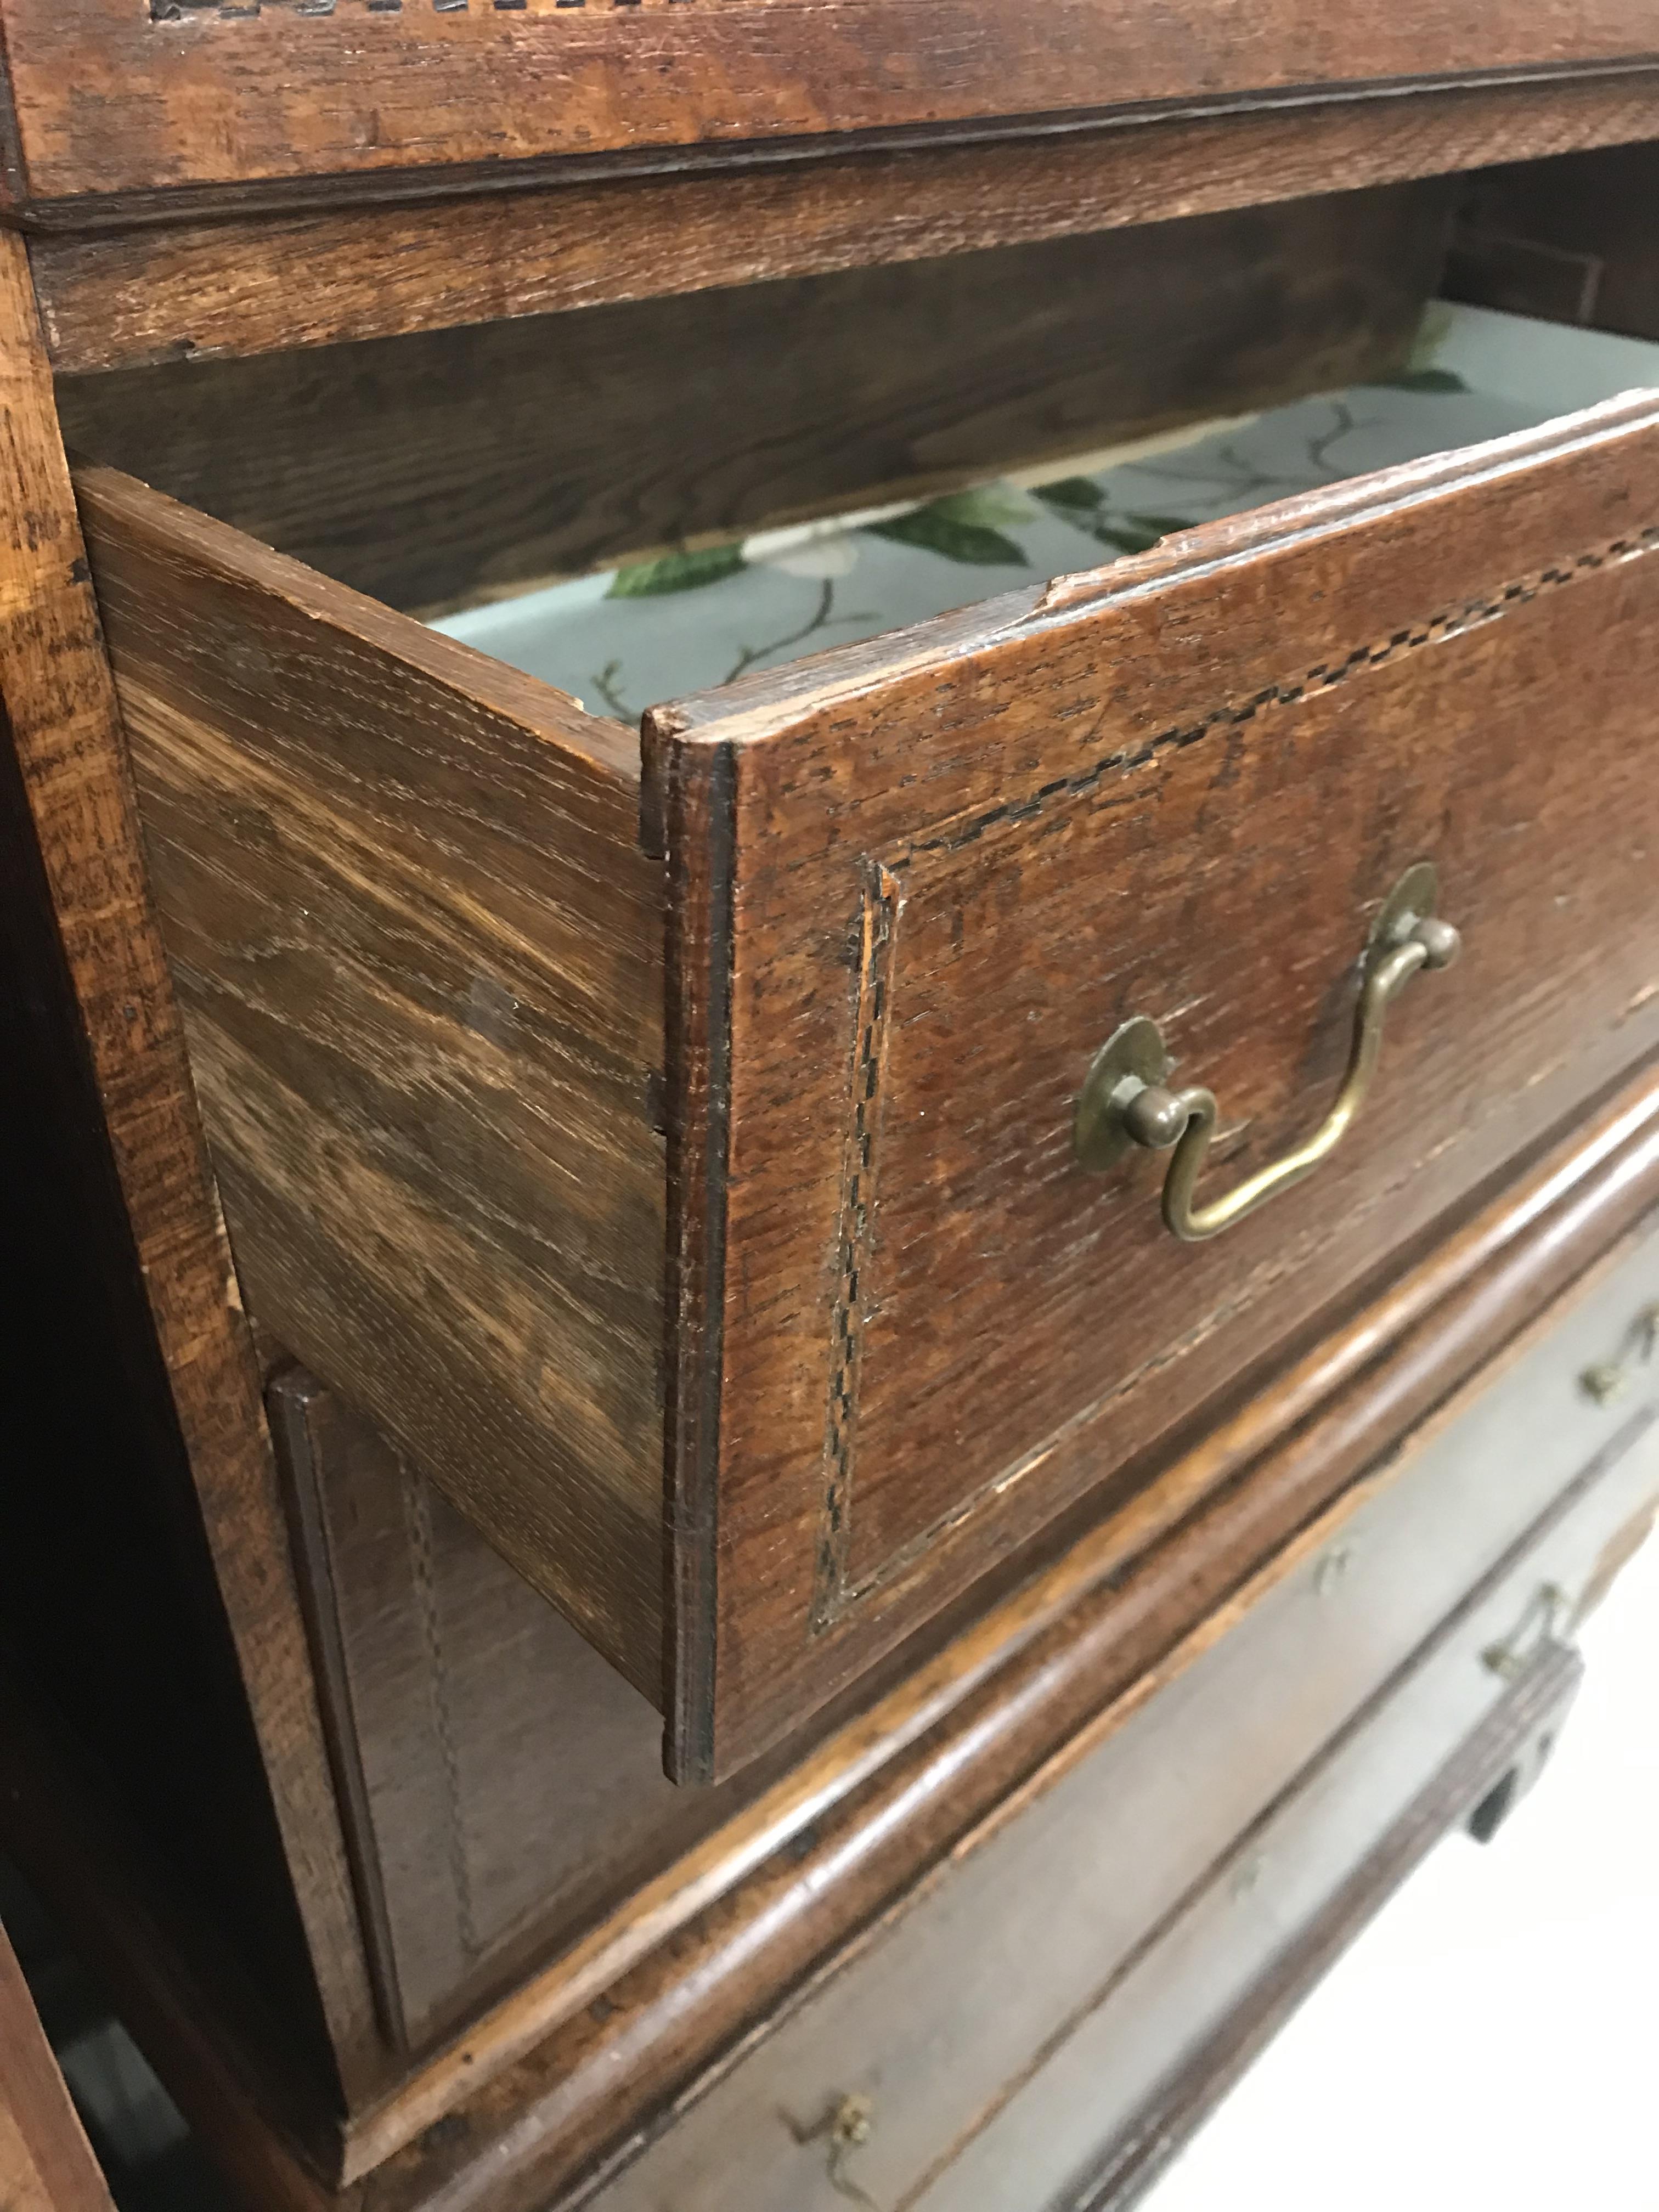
[0, 229, 385, 2097]
[27, 74, 1659, 375]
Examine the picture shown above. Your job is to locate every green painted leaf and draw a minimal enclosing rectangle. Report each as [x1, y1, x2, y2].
[607, 544, 747, 597]
[933, 485, 1039, 528]
[1033, 476, 1107, 516]
[1375, 367, 1470, 394]
[866, 502, 1027, 566]
[1091, 513, 1190, 555]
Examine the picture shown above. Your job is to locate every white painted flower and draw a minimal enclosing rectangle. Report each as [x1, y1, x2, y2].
[741, 519, 862, 579]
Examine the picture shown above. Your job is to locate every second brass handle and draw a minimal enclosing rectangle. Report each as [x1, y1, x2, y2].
[1074, 862, 1461, 1244]
[1579, 1304, 1659, 1405]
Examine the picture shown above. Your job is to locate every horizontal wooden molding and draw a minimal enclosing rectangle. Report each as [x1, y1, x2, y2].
[27, 74, 1659, 371]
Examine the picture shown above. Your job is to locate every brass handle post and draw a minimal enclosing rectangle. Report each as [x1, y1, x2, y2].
[1074, 863, 1460, 1244]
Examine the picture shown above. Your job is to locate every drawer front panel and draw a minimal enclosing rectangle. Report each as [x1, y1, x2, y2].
[7, 5, 1657, 207]
[588, 1232, 1659, 2212]
[654, 396, 1659, 1774]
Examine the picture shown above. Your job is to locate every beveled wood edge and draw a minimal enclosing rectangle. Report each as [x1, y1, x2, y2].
[5, 50, 1658, 229]
[25, 74, 1659, 375]
[1037, 391, 1659, 614]
[268, 1371, 411, 2057]
[9, 1070, 1658, 2209]
[0, 230, 384, 2095]
[1066, 1637, 1588, 2212]
[657, 739, 736, 1781]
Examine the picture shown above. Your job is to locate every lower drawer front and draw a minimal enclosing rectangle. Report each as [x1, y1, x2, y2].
[914, 1602, 1589, 2212]
[587, 1224, 1659, 2211]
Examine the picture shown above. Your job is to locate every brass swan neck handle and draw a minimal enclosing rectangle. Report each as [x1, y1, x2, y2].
[1073, 863, 1460, 1244]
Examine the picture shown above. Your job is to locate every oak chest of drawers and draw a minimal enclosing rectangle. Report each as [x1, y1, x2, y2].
[2, 12, 1658, 2209]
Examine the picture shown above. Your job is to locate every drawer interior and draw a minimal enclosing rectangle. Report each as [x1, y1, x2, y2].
[431, 301, 1659, 719]
[69, 171, 1659, 1780]
[57, 185, 1448, 617]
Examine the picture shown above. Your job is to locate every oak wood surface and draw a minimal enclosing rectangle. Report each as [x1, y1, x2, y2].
[5, 1071, 1659, 2206]
[650, 394, 1659, 1777]
[54, 187, 1447, 614]
[1447, 140, 1659, 338]
[1, 0, 1655, 213]
[269, 1366, 714, 2057]
[86, 381, 1659, 1766]
[29, 81, 1658, 373]
[0, 717, 358, 2096]
[0, 1914, 117, 2212]
[75, 461, 668, 1697]
[333, 1069, 1659, 2171]
[0, 227, 383, 2092]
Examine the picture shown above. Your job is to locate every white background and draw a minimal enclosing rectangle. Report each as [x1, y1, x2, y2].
[1146, 1528, 1659, 2211]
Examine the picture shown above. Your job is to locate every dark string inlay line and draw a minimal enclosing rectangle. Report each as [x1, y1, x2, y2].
[151, 0, 694, 18]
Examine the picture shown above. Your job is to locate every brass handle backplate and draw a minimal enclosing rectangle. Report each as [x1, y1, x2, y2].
[1074, 862, 1461, 1244]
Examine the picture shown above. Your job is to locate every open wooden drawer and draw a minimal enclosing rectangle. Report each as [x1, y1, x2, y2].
[76, 292, 1659, 1781]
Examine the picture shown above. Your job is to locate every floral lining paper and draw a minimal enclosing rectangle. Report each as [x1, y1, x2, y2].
[435, 305, 1659, 725]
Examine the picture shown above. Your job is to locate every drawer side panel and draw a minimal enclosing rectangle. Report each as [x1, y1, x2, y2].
[76, 465, 670, 1702]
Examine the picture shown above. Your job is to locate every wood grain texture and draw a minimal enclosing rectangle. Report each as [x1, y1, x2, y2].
[29, 80, 1658, 371]
[83, 382, 1659, 1769]
[1446, 140, 1659, 338]
[1, 0, 1656, 211]
[269, 1364, 724, 2057]
[649, 397, 1659, 1777]
[0, 1915, 117, 2212]
[53, 186, 1448, 613]
[0, 228, 382, 2091]
[326, 1074, 1659, 2171]
[75, 462, 669, 1697]
[8, 1073, 1659, 2202]
[0, 711, 366, 2090]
